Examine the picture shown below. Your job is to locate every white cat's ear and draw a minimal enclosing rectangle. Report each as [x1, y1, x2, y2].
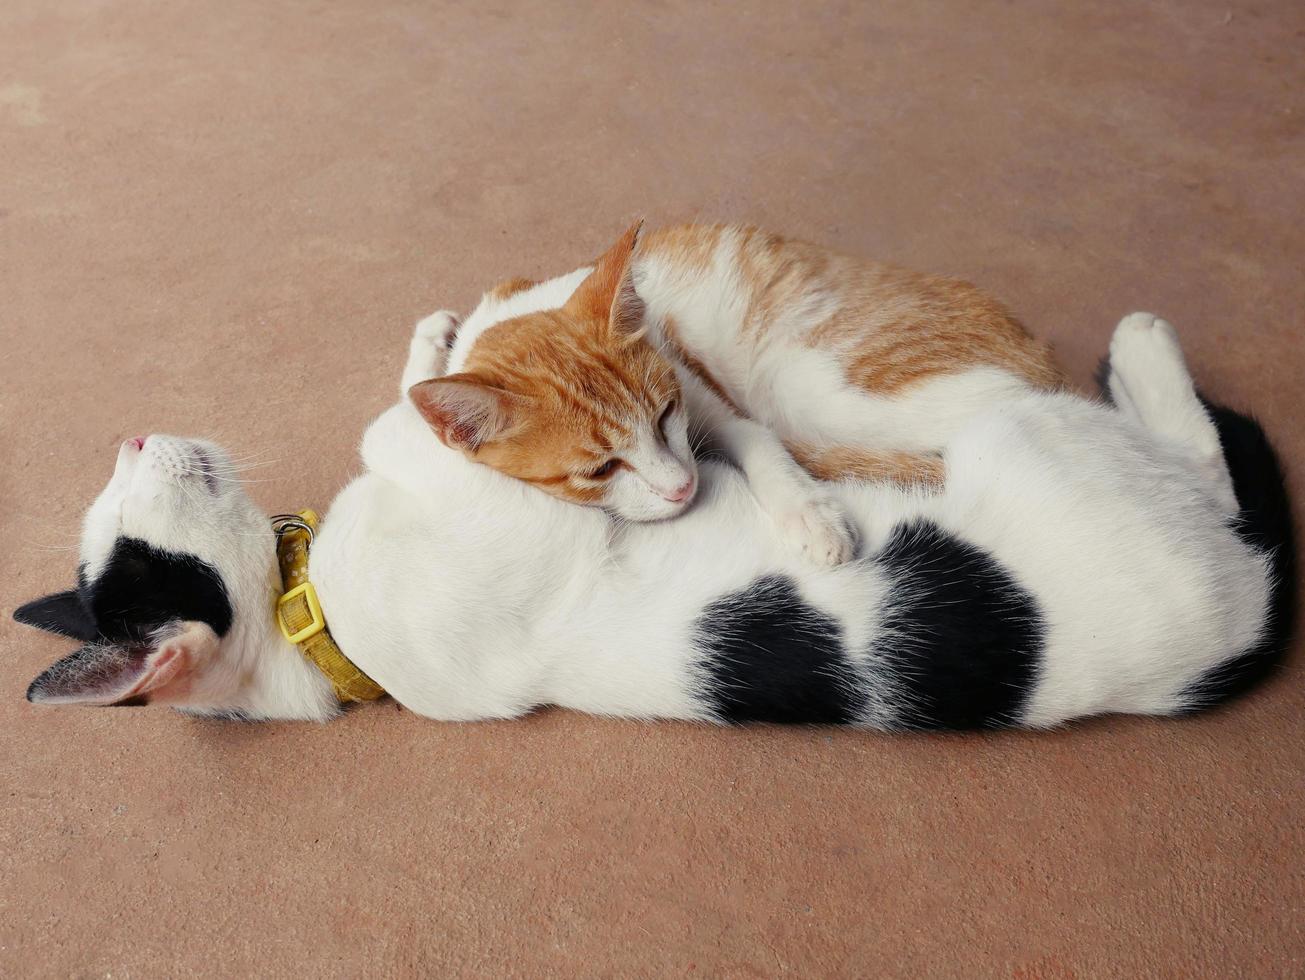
[26, 621, 219, 707]
[409, 374, 529, 452]
[566, 219, 647, 342]
[14, 589, 98, 640]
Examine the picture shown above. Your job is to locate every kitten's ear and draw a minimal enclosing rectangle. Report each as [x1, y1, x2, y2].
[14, 589, 98, 641]
[408, 374, 530, 453]
[26, 621, 218, 707]
[566, 220, 647, 342]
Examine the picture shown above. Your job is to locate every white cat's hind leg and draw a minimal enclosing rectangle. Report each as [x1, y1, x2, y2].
[401, 310, 461, 394]
[1107, 312, 1237, 513]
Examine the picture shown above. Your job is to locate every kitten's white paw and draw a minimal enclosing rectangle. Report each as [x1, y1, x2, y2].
[777, 493, 858, 566]
[414, 310, 462, 349]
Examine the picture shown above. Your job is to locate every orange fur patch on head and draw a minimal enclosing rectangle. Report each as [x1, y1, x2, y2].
[442, 294, 681, 507]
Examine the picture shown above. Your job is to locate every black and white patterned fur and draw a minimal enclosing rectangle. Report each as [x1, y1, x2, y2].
[17, 314, 1294, 727]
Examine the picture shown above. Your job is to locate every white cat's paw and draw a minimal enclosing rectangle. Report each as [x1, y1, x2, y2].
[1111, 310, 1184, 378]
[1108, 311, 1191, 411]
[414, 309, 462, 350]
[1110, 311, 1182, 363]
[776, 493, 858, 566]
[403, 310, 461, 391]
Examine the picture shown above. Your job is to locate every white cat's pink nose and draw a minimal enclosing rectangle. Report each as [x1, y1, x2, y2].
[663, 477, 696, 503]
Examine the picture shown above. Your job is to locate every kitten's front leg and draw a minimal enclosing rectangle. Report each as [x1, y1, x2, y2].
[680, 372, 858, 565]
[400, 310, 461, 394]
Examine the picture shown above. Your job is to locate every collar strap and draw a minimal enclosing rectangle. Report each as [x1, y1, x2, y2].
[274, 510, 385, 704]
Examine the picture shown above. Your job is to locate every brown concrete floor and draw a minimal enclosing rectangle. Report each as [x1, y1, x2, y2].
[2, 0, 1302, 975]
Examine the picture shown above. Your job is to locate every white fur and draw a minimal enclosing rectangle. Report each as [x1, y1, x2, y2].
[53, 311, 1274, 729]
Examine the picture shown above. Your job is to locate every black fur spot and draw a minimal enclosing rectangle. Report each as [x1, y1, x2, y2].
[875, 520, 1044, 730]
[693, 576, 859, 724]
[1179, 400, 1296, 709]
[83, 537, 233, 641]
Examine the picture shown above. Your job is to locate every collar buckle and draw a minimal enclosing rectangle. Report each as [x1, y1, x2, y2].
[277, 581, 327, 644]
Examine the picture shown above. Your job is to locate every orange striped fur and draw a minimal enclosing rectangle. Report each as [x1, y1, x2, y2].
[415, 222, 1062, 505]
[696, 223, 1062, 394]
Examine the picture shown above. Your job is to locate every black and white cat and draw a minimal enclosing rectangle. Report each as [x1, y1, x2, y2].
[16, 313, 1293, 727]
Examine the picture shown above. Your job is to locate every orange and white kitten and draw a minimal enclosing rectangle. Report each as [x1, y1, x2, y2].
[408, 222, 1063, 564]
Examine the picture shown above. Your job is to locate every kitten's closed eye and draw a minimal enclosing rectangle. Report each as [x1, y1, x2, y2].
[658, 399, 678, 440]
[588, 459, 622, 480]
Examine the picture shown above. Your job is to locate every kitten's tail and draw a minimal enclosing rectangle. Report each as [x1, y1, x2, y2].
[1181, 399, 1296, 708]
[783, 441, 945, 490]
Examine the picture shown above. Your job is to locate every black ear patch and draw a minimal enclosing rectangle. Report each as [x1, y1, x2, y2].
[18, 537, 234, 648]
[13, 590, 98, 641]
[693, 575, 860, 725]
[86, 538, 234, 641]
[874, 520, 1044, 730]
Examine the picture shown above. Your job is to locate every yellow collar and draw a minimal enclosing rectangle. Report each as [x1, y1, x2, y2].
[274, 509, 385, 704]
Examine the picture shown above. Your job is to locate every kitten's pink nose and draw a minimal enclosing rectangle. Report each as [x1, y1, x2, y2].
[126, 436, 146, 451]
[664, 477, 695, 503]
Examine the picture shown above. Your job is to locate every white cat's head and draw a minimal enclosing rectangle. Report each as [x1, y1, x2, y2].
[17, 436, 335, 720]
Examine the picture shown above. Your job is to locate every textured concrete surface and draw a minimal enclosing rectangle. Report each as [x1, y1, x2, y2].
[2, 1, 1303, 975]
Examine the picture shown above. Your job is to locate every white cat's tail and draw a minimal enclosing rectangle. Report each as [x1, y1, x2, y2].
[1176, 398, 1296, 709]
